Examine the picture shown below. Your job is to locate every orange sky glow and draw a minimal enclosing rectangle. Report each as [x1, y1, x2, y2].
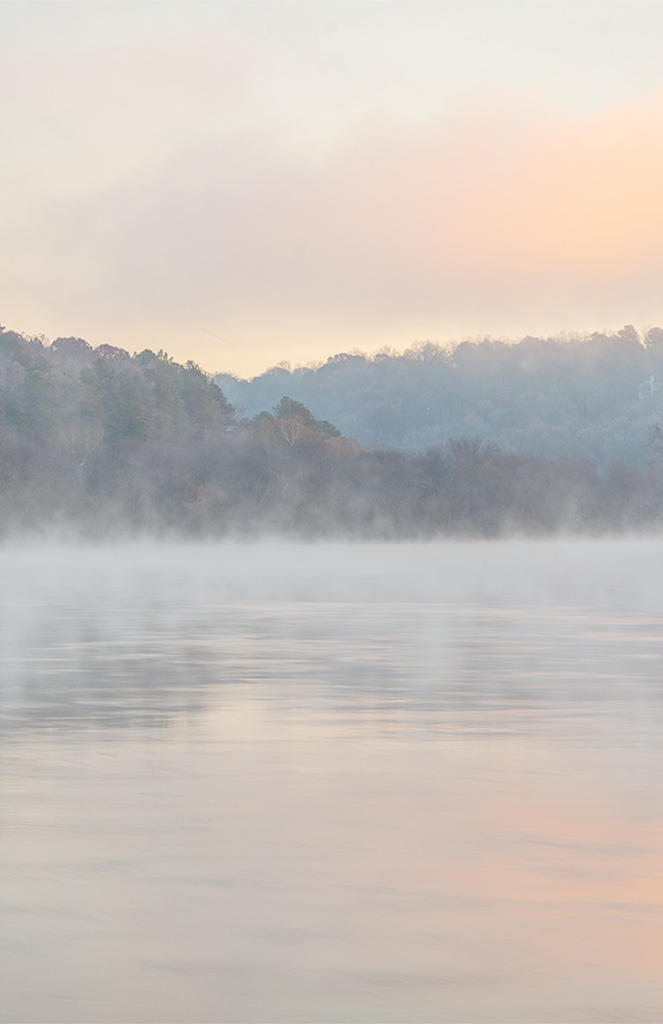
[1, 2, 662, 375]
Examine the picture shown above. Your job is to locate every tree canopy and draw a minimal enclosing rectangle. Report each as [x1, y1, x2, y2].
[216, 326, 663, 470]
[1, 325, 661, 539]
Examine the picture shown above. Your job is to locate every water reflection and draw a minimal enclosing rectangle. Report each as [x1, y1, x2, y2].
[3, 598, 661, 745]
[1, 541, 662, 1022]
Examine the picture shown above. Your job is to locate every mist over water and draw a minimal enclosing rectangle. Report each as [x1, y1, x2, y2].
[1, 540, 662, 1023]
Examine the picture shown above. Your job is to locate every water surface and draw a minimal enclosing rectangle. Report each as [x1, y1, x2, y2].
[1, 540, 662, 1022]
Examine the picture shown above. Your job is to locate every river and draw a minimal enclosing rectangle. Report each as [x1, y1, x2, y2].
[1, 539, 661, 1022]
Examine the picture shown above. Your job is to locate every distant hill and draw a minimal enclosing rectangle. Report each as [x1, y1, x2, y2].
[1, 325, 662, 539]
[216, 326, 663, 470]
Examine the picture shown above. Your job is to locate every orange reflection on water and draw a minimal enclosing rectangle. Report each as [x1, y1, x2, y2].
[307, 755, 663, 1021]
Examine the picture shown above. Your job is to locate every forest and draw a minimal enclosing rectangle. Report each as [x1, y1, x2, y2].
[1, 325, 662, 539]
[217, 326, 663, 469]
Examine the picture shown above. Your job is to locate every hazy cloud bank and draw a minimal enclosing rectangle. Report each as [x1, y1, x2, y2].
[6, 91, 663, 374]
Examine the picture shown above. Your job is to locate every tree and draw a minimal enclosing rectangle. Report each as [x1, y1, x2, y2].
[90, 362, 149, 444]
[445, 438, 501, 527]
[177, 361, 235, 435]
[273, 396, 340, 438]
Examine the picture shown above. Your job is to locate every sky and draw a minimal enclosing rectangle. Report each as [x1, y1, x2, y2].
[1, 1, 663, 377]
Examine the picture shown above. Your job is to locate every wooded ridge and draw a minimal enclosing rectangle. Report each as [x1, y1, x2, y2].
[1, 326, 661, 538]
[217, 326, 663, 469]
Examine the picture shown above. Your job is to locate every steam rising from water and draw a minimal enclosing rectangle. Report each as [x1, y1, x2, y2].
[1, 540, 662, 1022]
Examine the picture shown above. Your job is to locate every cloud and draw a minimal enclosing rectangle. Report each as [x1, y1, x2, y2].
[4, 89, 663, 371]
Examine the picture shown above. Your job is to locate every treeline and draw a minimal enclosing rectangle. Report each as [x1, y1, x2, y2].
[1, 327, 661, 539]
[217, 325, 663, 469]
